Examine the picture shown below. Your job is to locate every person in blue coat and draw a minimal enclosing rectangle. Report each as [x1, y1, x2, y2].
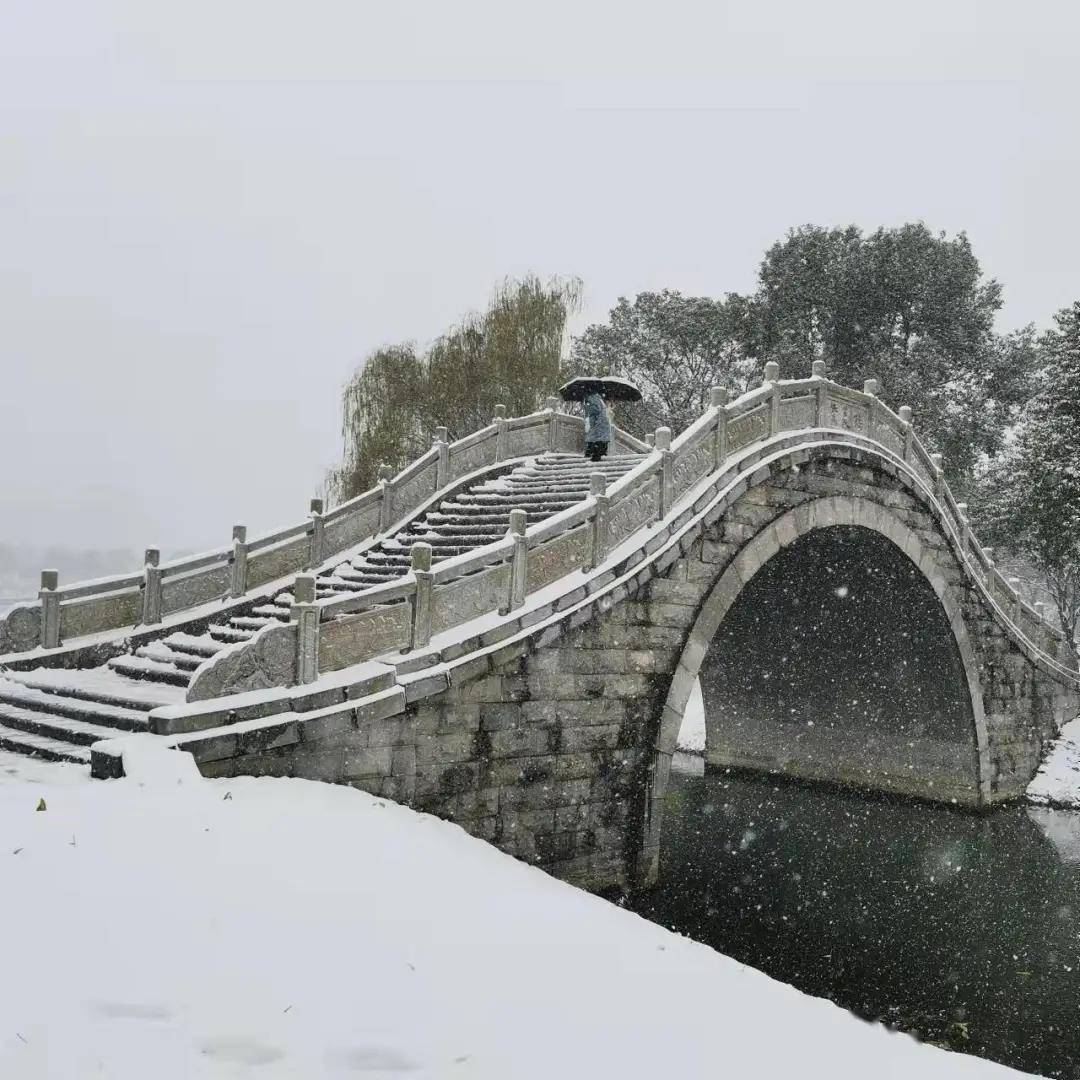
[583, 389, 612, 461]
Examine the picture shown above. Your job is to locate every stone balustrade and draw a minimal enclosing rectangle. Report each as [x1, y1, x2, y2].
[0, 403, 597, 657]
[259, 362, 1072, 693]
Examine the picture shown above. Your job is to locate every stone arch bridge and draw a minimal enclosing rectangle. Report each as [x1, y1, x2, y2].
[2, 363, 1078, 890]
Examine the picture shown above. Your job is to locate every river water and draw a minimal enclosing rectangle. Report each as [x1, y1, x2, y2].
[628, 761, 1080, 1078]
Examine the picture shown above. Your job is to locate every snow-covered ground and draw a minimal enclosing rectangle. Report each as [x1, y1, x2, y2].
[0, 749, 1036, 1079]
[1027, 716, 1080, 808]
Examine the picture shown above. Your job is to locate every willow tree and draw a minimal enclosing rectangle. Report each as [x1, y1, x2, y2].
[327, 276, 581, 502]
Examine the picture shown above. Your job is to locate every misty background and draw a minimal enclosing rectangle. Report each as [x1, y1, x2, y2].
[3, 0, 1080, 597]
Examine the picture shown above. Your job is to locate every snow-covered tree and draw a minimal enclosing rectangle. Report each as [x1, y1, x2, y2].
[571, 226, 1037, 480]
[972, 301, 1080, 656]
[746, 223, 1033, 486]
[569, 290, 755, 436]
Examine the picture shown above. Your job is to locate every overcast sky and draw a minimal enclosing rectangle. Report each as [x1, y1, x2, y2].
[3, 0, 1079, 565]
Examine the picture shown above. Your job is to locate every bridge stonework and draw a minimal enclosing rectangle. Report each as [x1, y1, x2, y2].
[195, 441, 1080, 893]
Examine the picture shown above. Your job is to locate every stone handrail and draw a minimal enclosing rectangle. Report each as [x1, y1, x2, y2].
[250, 359, 1072, 692]
[0, 401, 597, 657]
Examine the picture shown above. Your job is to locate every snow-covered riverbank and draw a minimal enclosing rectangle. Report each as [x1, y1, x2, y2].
[0, 749, 1037, 1079]
[1027, 716, 1080, 809]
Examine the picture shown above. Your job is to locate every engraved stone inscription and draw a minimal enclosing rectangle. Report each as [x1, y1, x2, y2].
[826, 394, 866, 434]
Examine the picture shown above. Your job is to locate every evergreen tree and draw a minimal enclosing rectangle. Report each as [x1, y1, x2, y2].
[973, 301, 1080, 656]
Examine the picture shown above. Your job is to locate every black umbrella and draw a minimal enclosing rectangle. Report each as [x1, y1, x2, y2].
[558, 375, 643, 403]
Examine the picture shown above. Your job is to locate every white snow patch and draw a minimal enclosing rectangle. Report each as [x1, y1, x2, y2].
[1027, 716, 1080, 808]
[1027, 807, 1080, 865]
[676, 677, 706, 754]
[119, 734, 202, 785]
[0, 769, 1034, 1079]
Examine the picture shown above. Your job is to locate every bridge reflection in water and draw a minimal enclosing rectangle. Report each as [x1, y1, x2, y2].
[700, 524, 980, 803]
[630, 768, 1080, 1079]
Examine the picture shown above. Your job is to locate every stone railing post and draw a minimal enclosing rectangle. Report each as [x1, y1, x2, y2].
[898, 406, 914, 462]
[377, 464, 394, 533]
[764, 361, 781, 436]
[291, 573, 320, 685]
[229, 525, 249, 598]
[587, 472, 609, 571]
[812, 359, 829, 426]
[982, 548, 995, 590]
[545, 396, 560, 452]
[862, 378, 879, 436]
[929, 452, 946, 502]
[505, 508, 528, 613]
[1008, 577, 1023, 623]
[710, 386, 728, 469]
[307, 498, 325, 570]
[409, 542, 433, 650]
[494, 404, 508, 462]
[434, 426, 450, 488]
[954, 503, 971, 561]
[645, 432, 655, 449]
[655, 427, 673, 520]
[39, 569, 60, 649]
[141, 547, 163, 626]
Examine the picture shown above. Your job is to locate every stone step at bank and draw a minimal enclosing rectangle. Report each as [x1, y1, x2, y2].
[0, 451, 644, 766]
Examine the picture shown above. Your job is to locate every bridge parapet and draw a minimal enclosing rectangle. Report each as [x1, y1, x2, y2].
[172, 362, 1073, 721]
[0, 404, 601, 658]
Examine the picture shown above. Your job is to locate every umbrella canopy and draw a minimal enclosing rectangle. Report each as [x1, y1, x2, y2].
[558, 375, 643, 403]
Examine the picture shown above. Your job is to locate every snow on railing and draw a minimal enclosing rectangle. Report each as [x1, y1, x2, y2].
[253, 358, 1074, 691]
[0, 402, 589, 656]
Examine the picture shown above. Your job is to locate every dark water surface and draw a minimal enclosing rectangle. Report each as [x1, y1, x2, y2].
[628, 765, 1080, 1078]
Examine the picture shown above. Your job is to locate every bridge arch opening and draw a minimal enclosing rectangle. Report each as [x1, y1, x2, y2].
[642, 494, 991, 884]
[698, 523, 979, 799]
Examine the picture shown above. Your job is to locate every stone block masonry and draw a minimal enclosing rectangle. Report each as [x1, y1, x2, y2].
[132, 440, 1080, 893]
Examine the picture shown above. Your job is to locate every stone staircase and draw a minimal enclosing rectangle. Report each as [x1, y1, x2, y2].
[0, 452, 644, 766]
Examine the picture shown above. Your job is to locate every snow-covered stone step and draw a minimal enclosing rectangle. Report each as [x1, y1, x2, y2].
[107, 656, 191, 688]
[0, 681, 148, 731]
[423, 510, 551, 525]
[361, 553, 413, 567]
[6, 670, 180, 712]
[0, 722, 90, 764]
[208, 626, 256, 644]
[162, 633, 224, 659]
[133, 645, 204, 673]
[316, 580, 370, 593]
[229, 615, 277, 631]
[493, 483, 591, 496]
[251, 604, 292, 620]
[0, 702, 138, 746]
[454, 490, 583, 504]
